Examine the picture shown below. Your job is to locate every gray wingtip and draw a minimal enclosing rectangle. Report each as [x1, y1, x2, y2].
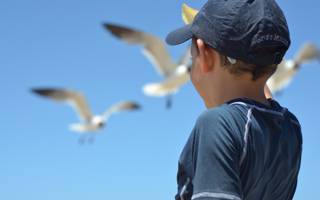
[31, 88, 55, 96]
[101, 22, 113, 31]
[31, 87, 68, 99]
[102, 22, 125, 34]
[132, 103, 142, 110]
[102, 22, 139, 38]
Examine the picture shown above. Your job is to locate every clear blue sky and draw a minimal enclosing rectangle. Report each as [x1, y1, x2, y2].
[1, 0, 319, 199]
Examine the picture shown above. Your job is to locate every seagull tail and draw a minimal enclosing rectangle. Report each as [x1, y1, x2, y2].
[69, 123, 90, 133]
[143, 83, 178, 97]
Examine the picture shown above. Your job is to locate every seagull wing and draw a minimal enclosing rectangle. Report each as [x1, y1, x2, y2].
[294, 42, 319, 65]
[103, 23, 177, 77]
[31, 88, 93, 122]
[101, 101, 141, 121]
[143, 65, 190, 97]
[178, 46, 191, 66]
[267, 60, 296, 93]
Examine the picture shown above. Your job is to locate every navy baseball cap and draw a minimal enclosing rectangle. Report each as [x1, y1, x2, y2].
[166, 0, 291, 66]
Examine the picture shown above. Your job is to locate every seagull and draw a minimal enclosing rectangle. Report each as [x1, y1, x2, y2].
[102, 23, 191, 109]
[32, 88, 141, 142]
[267, 43, 320, 94]
[181, 3, 320, 95]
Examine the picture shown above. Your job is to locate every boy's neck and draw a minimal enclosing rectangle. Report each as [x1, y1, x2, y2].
[203, 73, 270, 109]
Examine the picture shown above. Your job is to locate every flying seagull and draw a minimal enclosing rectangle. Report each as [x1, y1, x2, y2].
[103, 23, 191, 109]
[32, 88, 141, 142]
[267, 42, 320, 94]
[181, 3, 320, 95]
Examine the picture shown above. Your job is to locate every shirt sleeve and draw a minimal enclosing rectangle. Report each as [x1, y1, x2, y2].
[191, 109, 244, 200]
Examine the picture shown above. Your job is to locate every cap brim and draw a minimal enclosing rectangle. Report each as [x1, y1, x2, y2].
[166, 24, 193, 46]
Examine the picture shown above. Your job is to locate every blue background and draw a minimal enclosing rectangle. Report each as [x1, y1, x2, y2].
[1, 0, 319, 199]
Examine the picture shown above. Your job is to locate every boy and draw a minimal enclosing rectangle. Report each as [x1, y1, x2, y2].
[166, 0, 302, 199]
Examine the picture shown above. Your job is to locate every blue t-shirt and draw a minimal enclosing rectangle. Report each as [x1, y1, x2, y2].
[176, 98, 302, 200]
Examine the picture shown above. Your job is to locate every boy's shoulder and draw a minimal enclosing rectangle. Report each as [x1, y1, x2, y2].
[194, 102, 248, 141]
[196, 101, 248, 126]
[195, 98, 301, 136]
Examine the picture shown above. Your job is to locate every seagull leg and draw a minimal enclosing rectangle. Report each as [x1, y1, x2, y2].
[88, 135, 95, 144]
[166, 95, 172, 110]
[274, 90, 283, 97]
[78, 135, 88, 145]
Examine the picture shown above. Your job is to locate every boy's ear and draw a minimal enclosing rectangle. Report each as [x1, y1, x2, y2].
[196, 39, 215, 73]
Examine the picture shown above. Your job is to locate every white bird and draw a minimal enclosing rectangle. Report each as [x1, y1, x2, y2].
[103, 23, 191, 109]
[267, 42, 320, 94]
[32, 88, 141, 138]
